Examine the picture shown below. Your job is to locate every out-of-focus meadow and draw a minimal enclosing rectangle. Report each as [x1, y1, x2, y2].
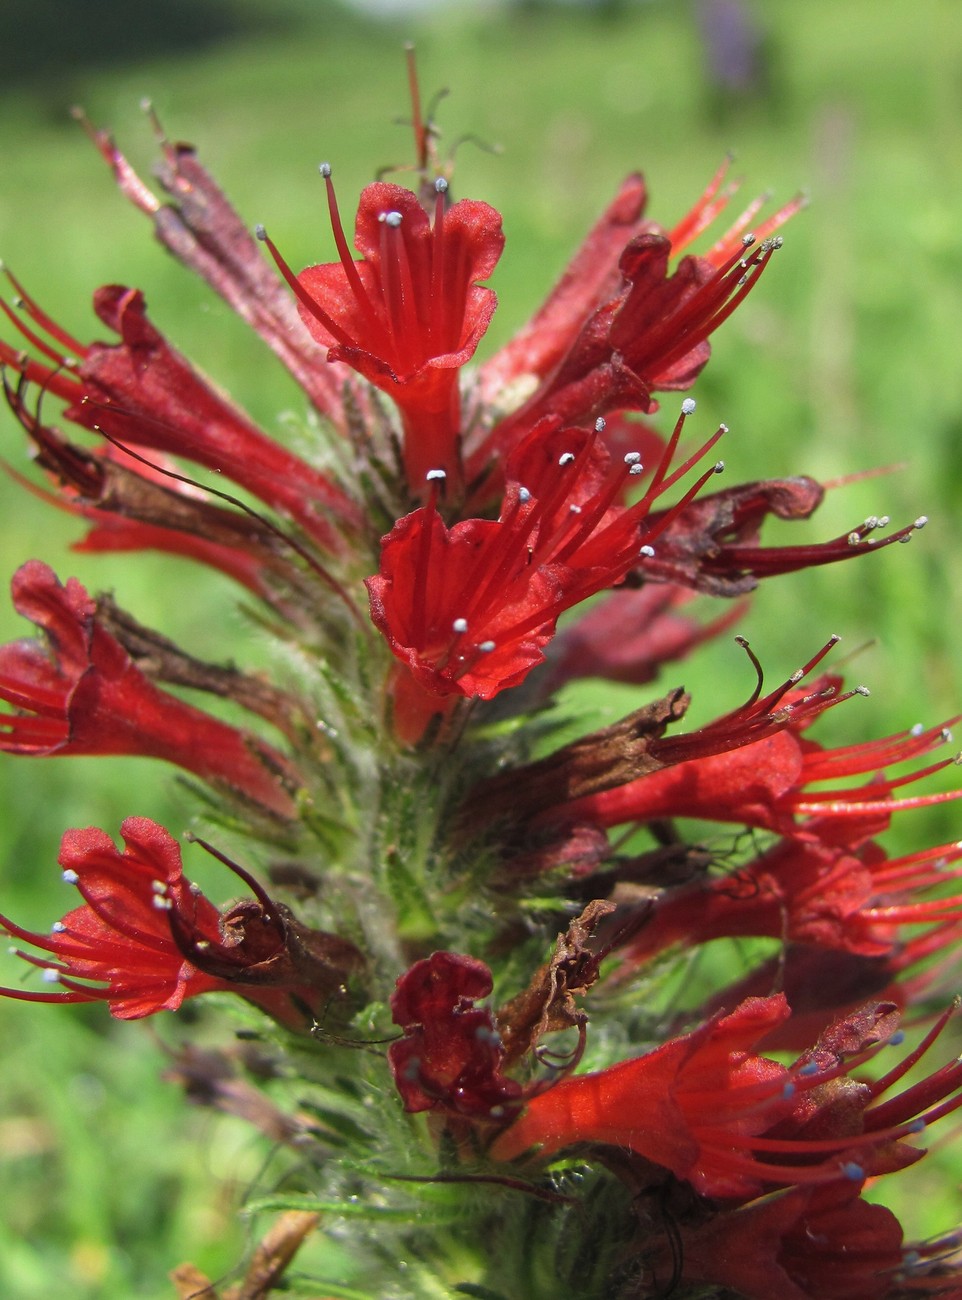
[0, 0, 961, 1294]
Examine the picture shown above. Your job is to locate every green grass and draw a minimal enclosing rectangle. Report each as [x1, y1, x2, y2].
[1, 0, 961, 1293]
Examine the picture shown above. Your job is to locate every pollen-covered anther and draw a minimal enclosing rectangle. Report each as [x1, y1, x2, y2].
[318, 161, 332, 178]
[380, 210, 404, 228]
[681, 397, 697, 415]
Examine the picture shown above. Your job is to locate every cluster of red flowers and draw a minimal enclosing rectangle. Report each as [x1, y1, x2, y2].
[1, 65, 961, 1300]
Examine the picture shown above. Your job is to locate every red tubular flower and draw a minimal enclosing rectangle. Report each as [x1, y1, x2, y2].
[695, 923, 962, 1054]
[366, 405, 727, 705]
[0, 561, 297, 817]
[261, 171, 503, 497]
[477, 173, 651, 403]
[650, 1179, 904, 1300]
[76, 110, 350, 422]
[0, 276, 359, 546]
[636, 477, 928, 597]
[620, 833, 962, 968]
[474, 161, 802, 484]
[2, 395, 290, 602]
[540, 582, 748, 692]
[553, 677, 962, 839]
[388, 951, 523, 1122]
[0, 818, 360, 1025]
[491, 996, 962, 1201]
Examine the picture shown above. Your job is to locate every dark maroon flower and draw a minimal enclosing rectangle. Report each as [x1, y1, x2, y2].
[651, 1178, 904, 1300]
[388, 951, 523, 1122]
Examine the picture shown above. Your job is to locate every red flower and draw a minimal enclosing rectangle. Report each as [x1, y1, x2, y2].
[74, 113, 349, 422]
[471, 164, 802, 486]
[490, 997, 962, 1200]
[0, 561, 298, 817]
[553, 686, 961, 839]
[637, 477, 927, 597]
[0, 276, 359, 546]
[262, 172, 504, 497]
[388, 951, 523, 1122]
[540, 582, 747, 692]
[651, 1179, 904, 1300]
[0, 818, 360, 1025]
[366, 404, 726, 705]
[620, 833, 962, 967]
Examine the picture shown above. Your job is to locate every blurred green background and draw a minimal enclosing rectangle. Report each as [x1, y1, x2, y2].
[1, 0, 961, 1294]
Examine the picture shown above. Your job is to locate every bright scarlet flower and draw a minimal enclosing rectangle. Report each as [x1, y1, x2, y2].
[366, 404, 726, 704]
[388, 951, 523, 1121]
[0, 818, 360, 1024]
[0, 561, 298, 817]
[554, 690, 961, 839]
[491, 998, 962, 1199]
[263, 172, 503, 497]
